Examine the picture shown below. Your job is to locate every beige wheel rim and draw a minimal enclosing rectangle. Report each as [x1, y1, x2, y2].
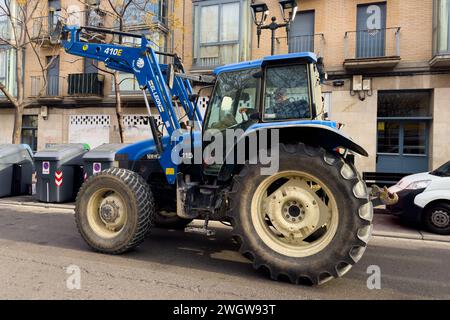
[87, 188, 128, 239]
[251, 171, 339, 258]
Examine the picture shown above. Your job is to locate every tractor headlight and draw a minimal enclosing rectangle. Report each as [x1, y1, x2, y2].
[405, 180, 431, 190]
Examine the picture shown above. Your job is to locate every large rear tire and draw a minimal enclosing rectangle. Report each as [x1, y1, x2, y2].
[75, 168, 154, 254]
[228, 143, 373, 285]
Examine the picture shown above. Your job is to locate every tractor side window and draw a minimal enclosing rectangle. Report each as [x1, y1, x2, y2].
[263, 64, 311, 121]
[205, 68, 258, 131]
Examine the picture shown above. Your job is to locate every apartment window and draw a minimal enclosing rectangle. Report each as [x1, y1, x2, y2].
[0, 47, 16, 96]
[193, 0, 244, 68]
[122, 0, 168, 27]
[289, 11, 315, 53]
[433, 0, 450, 54]
[356, 2, 387, 58]
[21, 116, 38, 152]
[0, 0, 9, 39]
[0, 49, 6, 83]
[48, 0, 61, 32]
[46, 56, 60, 96]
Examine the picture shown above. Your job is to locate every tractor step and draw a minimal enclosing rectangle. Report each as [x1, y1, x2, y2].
[184, 226, 216, 236]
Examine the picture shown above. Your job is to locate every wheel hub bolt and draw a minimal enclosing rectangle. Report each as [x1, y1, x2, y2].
[100, 202, 119, 223]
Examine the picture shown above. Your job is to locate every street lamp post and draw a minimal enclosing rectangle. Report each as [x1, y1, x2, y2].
[250, 0, 298, 56]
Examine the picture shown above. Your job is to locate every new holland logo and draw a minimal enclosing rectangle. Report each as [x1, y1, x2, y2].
[55, 171, 63, 187]
[136, 58, 145, 69]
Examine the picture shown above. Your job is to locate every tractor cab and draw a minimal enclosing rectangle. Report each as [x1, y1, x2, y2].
[203, 52, 325, 133]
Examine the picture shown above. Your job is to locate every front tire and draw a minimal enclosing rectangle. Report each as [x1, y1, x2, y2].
[228, 143, 373, 285]
[422, 202, 450, 235]
[75, 168, 154, 254]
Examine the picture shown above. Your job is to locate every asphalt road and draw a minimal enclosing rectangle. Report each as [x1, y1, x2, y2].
[0, 204, 449, 300]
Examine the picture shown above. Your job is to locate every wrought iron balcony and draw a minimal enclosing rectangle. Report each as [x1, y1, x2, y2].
[276, 34, 325, 56]
[67, 73, 104, 97]
[344, 27, 401, 70]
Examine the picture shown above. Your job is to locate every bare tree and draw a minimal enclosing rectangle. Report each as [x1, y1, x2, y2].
[0, 0, 59, 143]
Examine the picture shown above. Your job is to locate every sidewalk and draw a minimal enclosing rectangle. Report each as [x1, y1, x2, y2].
[372, 212, 450, 243]
[0, 195, 449, 243]
[0, 195, 75, 210]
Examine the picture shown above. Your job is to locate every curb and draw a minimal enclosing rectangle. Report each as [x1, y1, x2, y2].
[0, 200, 75, 210]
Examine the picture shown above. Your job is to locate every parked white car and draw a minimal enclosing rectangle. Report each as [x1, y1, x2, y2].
[387, 161, 450, 235]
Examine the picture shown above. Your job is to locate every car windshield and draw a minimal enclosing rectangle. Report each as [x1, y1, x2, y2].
[431, 161, 450, 177]
[263, 64, 311, 121]
[204, 68, 258, 131]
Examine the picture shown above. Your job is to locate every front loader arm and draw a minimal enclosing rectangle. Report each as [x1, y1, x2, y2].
[59, 25, 197, 183]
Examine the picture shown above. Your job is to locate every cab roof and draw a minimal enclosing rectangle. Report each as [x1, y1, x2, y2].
[213, 52, 317, 75]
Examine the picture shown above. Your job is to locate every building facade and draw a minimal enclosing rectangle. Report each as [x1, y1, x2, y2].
[174, 0, 450, 175]
[0, 0, 449, 177]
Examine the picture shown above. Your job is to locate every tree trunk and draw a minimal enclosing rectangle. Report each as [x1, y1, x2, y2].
[12, 104, 24, 144]
[114, 72, 125, 143]
[12, 48, 25, 144]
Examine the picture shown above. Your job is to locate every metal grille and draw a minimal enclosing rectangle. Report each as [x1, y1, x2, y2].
[69, 115, 110, 126]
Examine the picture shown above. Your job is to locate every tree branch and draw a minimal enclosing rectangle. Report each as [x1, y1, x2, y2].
[0, 81, 19, 107]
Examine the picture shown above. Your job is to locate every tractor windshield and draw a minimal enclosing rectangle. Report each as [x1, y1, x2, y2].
[263, 64, 311, 121]
[204, 68, 259, 131]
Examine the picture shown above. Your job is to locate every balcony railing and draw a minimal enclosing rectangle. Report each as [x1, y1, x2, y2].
[31, 15, 59, 42]
[276, 34, 325, 56]
[344, 27, 401, 60]
[30, 74, 105, 98]
[31, 10, 105, 43]
[30, 75, 66, 97]
[68, 73, 104, 96]
[193, 43, 240, 69]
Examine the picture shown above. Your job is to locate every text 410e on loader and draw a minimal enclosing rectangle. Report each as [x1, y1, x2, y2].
[56, 24, 393, 285]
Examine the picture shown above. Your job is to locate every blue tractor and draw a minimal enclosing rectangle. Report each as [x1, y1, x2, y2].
[56, 24, 376, 285]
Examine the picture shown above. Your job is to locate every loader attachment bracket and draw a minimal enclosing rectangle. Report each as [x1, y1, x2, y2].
[370, 185, 399, 207]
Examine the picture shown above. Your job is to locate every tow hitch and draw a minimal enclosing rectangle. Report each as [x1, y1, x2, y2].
[370, 185, 399, 207]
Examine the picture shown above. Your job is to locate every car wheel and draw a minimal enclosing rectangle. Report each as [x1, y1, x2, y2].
[422, 202, 450, 235]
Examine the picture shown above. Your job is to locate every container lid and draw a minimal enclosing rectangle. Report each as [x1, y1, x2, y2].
[83, 143, 128, 162]
[0, 144, 33, 164]
[34, 143, 89, 161]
